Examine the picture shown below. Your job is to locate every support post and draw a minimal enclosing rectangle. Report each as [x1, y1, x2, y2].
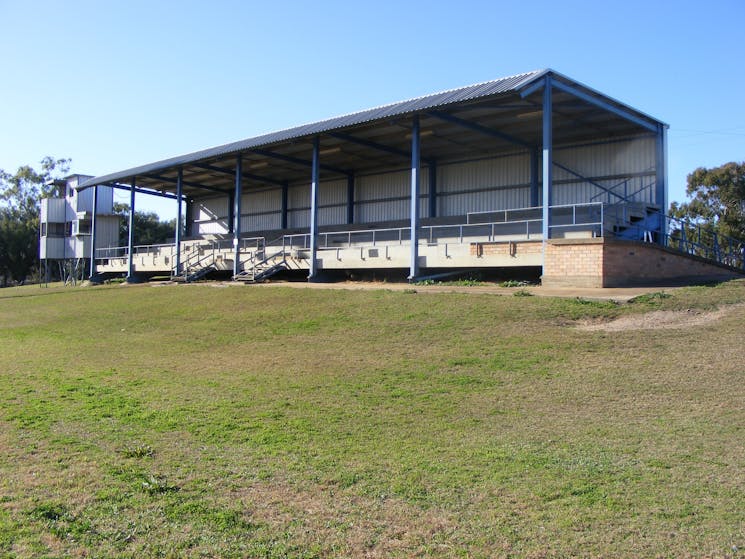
[655, 123, 668, 244]
[184, 198, 193, 237]
[428, 161, 437, 218]
[409, 115, 421, 281]
[233, 156, 242, 277]
[530, 148, 540, 207]
[228, 191, 235, 235]
[126, 177, 137, 282]
[175, 168, 183, 276]
[281, 182, 288, 230]
[88, 185, 98, 279]
[308, 136, 320, 280]
[346, 175, 355, 225]
[542, 77, 553, 260]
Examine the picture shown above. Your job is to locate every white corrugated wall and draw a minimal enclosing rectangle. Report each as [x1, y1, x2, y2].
[551, 137, 656, 205]
[438, 153, 530, 216]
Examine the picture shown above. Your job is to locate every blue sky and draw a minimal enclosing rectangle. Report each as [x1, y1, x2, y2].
[1, 0, 743, 219]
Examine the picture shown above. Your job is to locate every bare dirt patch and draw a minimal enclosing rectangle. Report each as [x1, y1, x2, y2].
[577, 302, 745, 332]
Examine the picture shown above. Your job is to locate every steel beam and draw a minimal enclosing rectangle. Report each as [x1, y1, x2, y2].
[427, 110, 531, 149]
[175, 169, 183, 276]
[346, 175, 355, 225]
[409, 115, 421, 281]
[103, 181, 179, 200]
[190, 162, 286, 187]
[308, 137, 320, 281]
[88, 185, 98, 278]
[141, 173, 225, 195]
[328, 131, 410, 159]
[233, 156, 242, 277]
[126, 178, 136, 282]
[550, 80, 658, 133]
[542, 77, 553, 252]
[252, 148, 348, 177]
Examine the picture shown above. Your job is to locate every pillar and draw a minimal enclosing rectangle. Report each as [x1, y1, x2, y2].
[175, 168, 183, 276]
[88, 185, 98, 279]
[308, 137, 320, 280]
[409, 115, 421, 281]
[126, 177, 136, 282]
[233, 156, 242, 276]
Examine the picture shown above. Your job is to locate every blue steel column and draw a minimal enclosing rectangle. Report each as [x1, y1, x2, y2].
[530, 148, 540, 207]
[308, 137, 320, 280]
[655, 123, 668, 244]
[233, 156, 243, 277]
[185, 198, 193, 237]
[542, 77, 553, 250]
[281, 182, 288, 229]
[409, 115, 421, 281]
[175, 168, 183, 276]
[126, 177, 136, 281]
[88, 185, 98, 279]
[346, 175, 355, 225]
[428, 161, 437, 218]
[228, 191, 235, 235]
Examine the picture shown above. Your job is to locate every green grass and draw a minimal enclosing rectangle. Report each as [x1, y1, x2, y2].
[0, 280, 744, 557]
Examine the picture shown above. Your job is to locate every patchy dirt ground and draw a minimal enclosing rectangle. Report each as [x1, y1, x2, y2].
[577, 302, 745, 331]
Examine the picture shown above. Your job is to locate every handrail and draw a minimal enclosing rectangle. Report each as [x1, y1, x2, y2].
[282, 202, 604, 250]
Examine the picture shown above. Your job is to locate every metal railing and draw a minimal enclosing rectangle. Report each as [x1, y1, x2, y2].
[281, 202, 604, 252]
[95, 243, 174, 260]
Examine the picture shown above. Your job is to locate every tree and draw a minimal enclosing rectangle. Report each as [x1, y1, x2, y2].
[113, 202, 177, 246]
[670, 162, 745, 242]
[0, 157, 71, 285]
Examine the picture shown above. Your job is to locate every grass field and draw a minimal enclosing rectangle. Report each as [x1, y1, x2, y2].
[0, 280, 744, 558]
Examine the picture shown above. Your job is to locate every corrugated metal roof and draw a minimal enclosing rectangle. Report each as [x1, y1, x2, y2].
[78, 70, 547, 189]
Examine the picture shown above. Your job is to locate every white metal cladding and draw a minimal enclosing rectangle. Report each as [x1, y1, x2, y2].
[196, 197, 229, 222]
[197, 220, 229, 235]
[288, 184, 310, 211]
[356, 199, 409, 223]
[319, 179, 347, 206]
[439, 154, 530, 193]
[242, 213, 281, 232]
[40, 237, 64, 259]
[355, 169, 410, 201]
[95, 186, 115, 214]
[551, 178, 655, 205]
[441, 187, 531, 215]
[437, 154, 530, 216]
[41, 198, 67, 223]
[287, 209, 309, 229]
[76, 187, 92, 213]
[554, 136, 655, 179]
[319, 205, 346, 227]
[95, 217, 120, 249]
[243, 188, 281, 214]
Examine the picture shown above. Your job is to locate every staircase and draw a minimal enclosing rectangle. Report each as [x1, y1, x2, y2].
[233, 249, 287, 283]
[171, 242, 221, 283]
[605, 202, 663, 241]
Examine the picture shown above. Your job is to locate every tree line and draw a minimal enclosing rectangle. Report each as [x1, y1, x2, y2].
[0, 157, 176, 286]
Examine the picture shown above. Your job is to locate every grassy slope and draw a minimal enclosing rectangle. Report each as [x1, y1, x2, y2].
[0, 281, 743, 558]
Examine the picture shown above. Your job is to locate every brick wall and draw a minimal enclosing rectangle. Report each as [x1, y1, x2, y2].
[469, 241, 543, 257]
[541, 238, 743, 287]
[602, 240, 742, 287]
